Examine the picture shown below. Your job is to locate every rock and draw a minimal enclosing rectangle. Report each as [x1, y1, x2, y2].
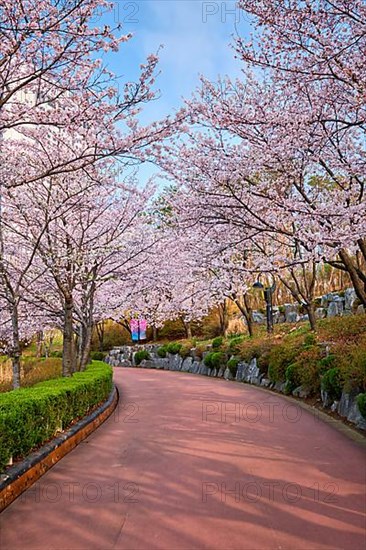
[344, 288, 358, 311]
[274, 381, 286, 393]
[235, 362, 246, 382]
[291, 385, 309, 398]
[356, 304, 365, 315]
[315, 307, 327, 319]
[156, 358, 168, 369]
[217, 366, 225, 378]
[252, 311, 266, 324]
[321, 292, 335, 308]
[166, 353, 182, 371]
[251, 375, 263, 386]
[321, 389, 331, 408]
[337, 389, 366, 430]
[286, 311, 300, 323]
[299, 314, 309, 322]
[192, 361, 201, 374]
[261, 378, 271, 387]
[224, 367, 234, 380]
[140, 359, 156, 369]
[273, 310, 286, 324]
[327, 300, 344, 317]
[284, 304, 300, 323]
[199, 364, 208, 376]
[181, 357, 193, 372]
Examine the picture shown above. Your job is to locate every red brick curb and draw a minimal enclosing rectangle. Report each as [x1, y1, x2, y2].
[0, 385, 118, 513]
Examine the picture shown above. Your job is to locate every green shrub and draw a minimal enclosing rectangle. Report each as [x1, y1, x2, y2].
[157, 346, 167, 358]
[318, 354, 336, 374]
[204, 352, 214, 368]
[228, 335, 245, 353]
[285, 364, 300, 395]
[268, 343, 299, 382]
[0, 361, 112, 471]
[194, 344, 205, 360]
[179, 342, 193, 358]
[304, 333, 316, 348]
[211, 352, 225, 368]
[344, 346, 366, 391]
[356, 393, 366, 418]
[134, 350, 150, 365]
[90, 351, 106, 361]
[166, 342, 182, 355]
[204, 351, 225, 369]
[321, 368, 342, 401]
[212, 337, 223, 349]
[51, 350, 63, 358]
[227, 357, 240, 377]
[295, 346, 324, 394]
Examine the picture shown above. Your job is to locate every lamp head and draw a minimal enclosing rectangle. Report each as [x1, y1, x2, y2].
[252, 281, 264, 289]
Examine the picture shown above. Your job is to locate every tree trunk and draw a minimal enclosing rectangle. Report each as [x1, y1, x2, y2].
[95, 320, 105, 351]
[45, 332, 55, 358]
[10, 305, 21, 389]
[338, 248, 366, 306]
[181, 318, 192, 339]
[152, 325, 158, 341]
[232, 296, 253, 337]
[217, 300, 229, 336]
[62, 297, 74, 377]
[36, 330, 43, 358]
[80, 324, 92, 371]
[305, 303, 317, 332]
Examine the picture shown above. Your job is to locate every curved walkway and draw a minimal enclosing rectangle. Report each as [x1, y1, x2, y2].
[0, 368, 365, 549]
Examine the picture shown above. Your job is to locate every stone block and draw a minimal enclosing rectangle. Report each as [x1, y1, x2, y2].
[327, 300, 344, 317]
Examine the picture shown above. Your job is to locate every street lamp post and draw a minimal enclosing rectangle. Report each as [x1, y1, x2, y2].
[253, 278, 276, 334]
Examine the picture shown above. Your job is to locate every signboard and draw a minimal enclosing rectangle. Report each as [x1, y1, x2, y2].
[130, 319, 139, 341]
[139, 319, 147, 340]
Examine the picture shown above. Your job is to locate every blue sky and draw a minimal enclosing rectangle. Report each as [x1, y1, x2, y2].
[98, 1, 251, 185]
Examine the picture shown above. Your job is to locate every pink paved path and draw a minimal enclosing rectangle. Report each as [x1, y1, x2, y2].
[0, 368, 365, 549]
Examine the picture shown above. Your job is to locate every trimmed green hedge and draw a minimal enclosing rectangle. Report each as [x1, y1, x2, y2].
[0, 361, 112, 472]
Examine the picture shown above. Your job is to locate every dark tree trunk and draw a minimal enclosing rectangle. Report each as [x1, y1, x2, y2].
[279, 262, 318, 331]
[338, 247, 366, 307]
[62, 296, 74, 377]
[217, 300, 229, 336]
[181, 318, 192, 339]
[80, 324, 92, 371]
[305, 303, 317, 332]
[36, 330, 43, 358]
[95, 320, 105, 351]
[10, 305, 21, 389]
[232, 293, 253, 337]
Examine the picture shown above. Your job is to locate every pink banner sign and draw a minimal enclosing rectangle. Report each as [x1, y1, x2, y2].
[130, 319, 139, 341]
[139, 319, 147, 340]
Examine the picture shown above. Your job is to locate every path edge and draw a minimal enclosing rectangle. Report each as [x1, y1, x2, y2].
[0, 384, 119, 513]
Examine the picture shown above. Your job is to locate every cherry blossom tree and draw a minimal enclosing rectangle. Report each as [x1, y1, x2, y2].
[153, 0, 366, 322]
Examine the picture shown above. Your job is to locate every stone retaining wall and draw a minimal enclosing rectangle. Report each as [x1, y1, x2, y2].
[105, 345, 366, 431]
[252, 288, 365, 325]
